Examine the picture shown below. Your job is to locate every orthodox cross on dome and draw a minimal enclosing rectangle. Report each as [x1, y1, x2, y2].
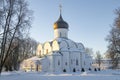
[59, 4, 62, 15]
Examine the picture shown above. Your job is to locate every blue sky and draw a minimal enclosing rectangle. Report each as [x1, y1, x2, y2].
[28, 0, 120, 54]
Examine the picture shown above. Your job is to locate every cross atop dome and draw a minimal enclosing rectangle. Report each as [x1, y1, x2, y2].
[53, 5, 69, 38]
[53, 5, 69, 30]
[59, 4, 62, 15]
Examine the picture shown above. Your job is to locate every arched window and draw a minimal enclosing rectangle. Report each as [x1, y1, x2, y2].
[58, 60, 60, 65]
[84, 61, 86, 65]
[71, 59, 73, 64]
[49, 62, 50, 66]
[39, 50, 41, 54]
[60, 32, 61, 37]
[65, 62, 67, 66]
[39, 50, 41, 56]
[46, 49, 48, 54]
[76, 59, 78, 65]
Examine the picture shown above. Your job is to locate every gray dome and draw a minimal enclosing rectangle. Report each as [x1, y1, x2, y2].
[54, 14, 69, 30]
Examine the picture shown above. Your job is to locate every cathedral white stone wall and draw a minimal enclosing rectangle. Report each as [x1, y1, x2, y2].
[34, 12, 94, 72]
[36, 38, 93, 72]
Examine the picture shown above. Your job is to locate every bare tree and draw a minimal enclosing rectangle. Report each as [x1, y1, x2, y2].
[95, 51, 102, 69]
[106, 8, 120, 69]
[2, 37, 38, 71]
[106, 27, 120, 68]
[85, 47, 94, 57]
[104, 51, 111, 59]
[18, 37, 38, 62]
[0, 0, 32, 74]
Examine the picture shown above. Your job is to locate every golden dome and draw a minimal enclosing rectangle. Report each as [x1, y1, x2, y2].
[53, 14, 69, 30]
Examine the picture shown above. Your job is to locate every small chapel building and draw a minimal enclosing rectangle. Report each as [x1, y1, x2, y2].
[21, 8, 93, 72]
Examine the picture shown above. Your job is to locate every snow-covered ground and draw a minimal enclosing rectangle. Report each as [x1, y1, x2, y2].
[0, 69, 120, 80]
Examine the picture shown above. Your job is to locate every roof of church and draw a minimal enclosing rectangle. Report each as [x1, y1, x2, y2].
[22, 56, 42, 64]
[54, 38, 85, 50]
[53, 14, 69, 30]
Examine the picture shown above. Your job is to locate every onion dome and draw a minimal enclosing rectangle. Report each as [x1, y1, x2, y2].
[53, 14, 69, 30]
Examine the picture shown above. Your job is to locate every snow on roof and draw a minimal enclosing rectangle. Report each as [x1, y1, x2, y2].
[40, 38, 85, 50]
[52, 52, 61, 56]
[26, 56, 42, 61]
[21, 56, 43, 65]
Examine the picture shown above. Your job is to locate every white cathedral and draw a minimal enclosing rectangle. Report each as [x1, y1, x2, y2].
[20, 9, 93, 72]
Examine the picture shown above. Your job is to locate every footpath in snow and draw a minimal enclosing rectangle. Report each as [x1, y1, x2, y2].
[0, 69, 120, 80]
